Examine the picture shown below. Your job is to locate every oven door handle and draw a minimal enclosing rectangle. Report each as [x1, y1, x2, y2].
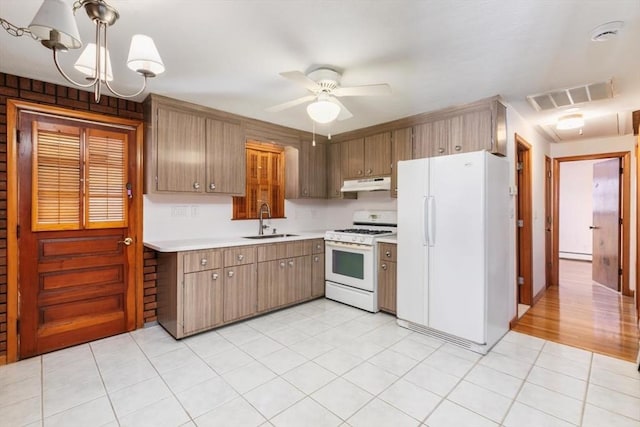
[325, 241, 374, 251]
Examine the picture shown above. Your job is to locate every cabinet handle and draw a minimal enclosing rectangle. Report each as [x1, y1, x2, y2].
[288, 260, 294, 267]
[200, 258, 208, 266]
[303, 189, 308, 196]
[228, 271, 234, 278]
[381, 263, 388, 270]
[366, 168, 372, 175]
[316, 244, 321, 250]
[211, 272, 219, 280]
[209, 183, 216, 190]
[385, 251, 391, 258]
[356, 169, 363, 175]
[438, 148, 445, 154]
[237, 254, 244, 261]
[454, 145, 462, 151]
[280, 261, 286, 268]
[314, 256, 319, 262]
[193, 182, 200, 190]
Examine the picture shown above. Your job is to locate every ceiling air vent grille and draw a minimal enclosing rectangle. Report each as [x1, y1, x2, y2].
[527, 80, 613, 111]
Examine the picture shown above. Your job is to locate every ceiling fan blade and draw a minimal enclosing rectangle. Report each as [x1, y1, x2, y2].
[333, 83, 391, 97]
[332, 97, 354, 121]
[266, 95, 316, 112]
[280, 71, 321, 92]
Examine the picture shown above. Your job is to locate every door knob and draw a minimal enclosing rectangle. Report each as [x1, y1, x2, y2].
[119, 237, 133, 246]
[589, 226, 599, 230]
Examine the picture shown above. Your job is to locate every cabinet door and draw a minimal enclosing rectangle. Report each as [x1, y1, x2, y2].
[364, 132, 391, 177]
[287, 256, 311, 303]
[257, 260, 287, 311]
[327, 143, 342, 198]
[156, 107, 205, 192]
[341, 138, 365, 179]
[223, 264, 257, 322]
[391, 128, 412, 198]
[454, 109, 492, 154]
[378, 261, 397, 314]
[311, 253, 325, 297]
[206, 119, 245, 194]
[306, 142, 327, 198]
[413, 119, 449, 158]
[183, 269, 223, 335]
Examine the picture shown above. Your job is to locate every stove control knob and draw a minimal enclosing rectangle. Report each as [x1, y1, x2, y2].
[352, 236, 357, 242]
[359, 237, 365, 243]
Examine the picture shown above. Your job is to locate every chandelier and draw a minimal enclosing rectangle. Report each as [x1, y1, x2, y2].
[0, 0, 165, 102]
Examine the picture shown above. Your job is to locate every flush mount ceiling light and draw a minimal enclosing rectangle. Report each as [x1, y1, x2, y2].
[0, 0, 164, 102]
[556, 113, 585, 130]
[306, 93, 341, 124]
[590, 21, 624, 42]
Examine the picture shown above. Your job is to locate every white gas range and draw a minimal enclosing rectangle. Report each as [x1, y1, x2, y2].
[324, 210, 397, 312]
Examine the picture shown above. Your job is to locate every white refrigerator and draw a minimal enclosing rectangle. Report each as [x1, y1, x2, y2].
[396, 150, 510, 354]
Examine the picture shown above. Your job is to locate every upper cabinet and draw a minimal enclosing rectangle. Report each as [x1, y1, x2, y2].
[327, 142, 357, 200]
[145, 95, 245, 195]
[285, 141, 327, 199]
[341, 137, 365, 179]
[341, 132, 391, 179]
[391, 128, 413, 198]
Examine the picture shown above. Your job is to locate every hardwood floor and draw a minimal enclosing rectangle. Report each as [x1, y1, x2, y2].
[512, 259, 639, 361]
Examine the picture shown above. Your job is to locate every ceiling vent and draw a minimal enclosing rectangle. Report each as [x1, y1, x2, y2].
[527, 80, 614, 112]
[590, 21, 624, 42]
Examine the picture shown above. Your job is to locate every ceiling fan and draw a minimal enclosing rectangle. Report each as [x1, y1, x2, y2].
[266, 67, 391, 124]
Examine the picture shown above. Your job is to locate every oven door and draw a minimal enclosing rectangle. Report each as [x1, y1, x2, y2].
[325, 241, 375, 291]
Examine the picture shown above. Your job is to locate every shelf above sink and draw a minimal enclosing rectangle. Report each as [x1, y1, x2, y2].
[243, 233, 298, 240]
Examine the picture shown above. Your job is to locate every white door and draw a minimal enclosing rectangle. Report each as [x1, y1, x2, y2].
[397, 158, 429, 325]
[428, 151, 486, 344]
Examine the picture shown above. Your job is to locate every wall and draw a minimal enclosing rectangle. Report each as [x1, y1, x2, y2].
[0, 72, 145, 361]
[559, 160, 597, 261]
[550, 134, 637, 291]
[505, 105, 552, 318]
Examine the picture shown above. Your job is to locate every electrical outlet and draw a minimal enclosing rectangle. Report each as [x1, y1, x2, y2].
[171, 206, 188, 217]
[191, 206, 199, 217]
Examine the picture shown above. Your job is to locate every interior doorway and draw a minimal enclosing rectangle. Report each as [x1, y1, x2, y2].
[515, 135, 533, 311]
[552, 152, 632, 296]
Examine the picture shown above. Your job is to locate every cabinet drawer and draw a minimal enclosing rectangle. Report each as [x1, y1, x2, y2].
[257, 240, 313, 262]
[183, 249, 223, 273]
[224, 246, 256, 266]
[311, 239, 325, 254]
[379, 243, 397, 262]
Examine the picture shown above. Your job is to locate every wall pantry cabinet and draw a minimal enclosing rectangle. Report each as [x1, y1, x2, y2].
[144, 95, 245, 195]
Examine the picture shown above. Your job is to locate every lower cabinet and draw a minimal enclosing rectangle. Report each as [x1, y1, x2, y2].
[378, 242, 397, 314]
[183, 269, 223, 335]
[311, 253, 325, 297]
[223, 263, 257, 322]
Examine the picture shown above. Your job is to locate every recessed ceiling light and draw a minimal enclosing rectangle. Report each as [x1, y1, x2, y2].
[590, 21, 624, 42]
[557, 113, 585, 130]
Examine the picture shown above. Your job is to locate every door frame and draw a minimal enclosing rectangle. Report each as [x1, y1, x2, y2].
[6, 99, 145, 363]
[552, 151, 631, 296]
[515, 134, 533, 306]
[545, 155, 553, 288]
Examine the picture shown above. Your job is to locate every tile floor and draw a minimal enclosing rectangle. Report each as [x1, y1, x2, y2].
[1, 298, 639, 427]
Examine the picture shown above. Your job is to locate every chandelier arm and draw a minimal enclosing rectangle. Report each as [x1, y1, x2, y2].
[104, 74, 148, 99]
[53, 49, 100, 89]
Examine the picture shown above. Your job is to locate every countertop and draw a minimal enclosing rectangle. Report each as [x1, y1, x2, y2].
[144, 231, 326, 252]
[377, 236, 397, 244]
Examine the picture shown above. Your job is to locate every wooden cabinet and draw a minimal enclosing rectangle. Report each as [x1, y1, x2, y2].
[285, 142, 327, 199]
[183, 269, 223, 335]
[223, 263, 257, 322]
[327, 142, 357, 200]
[391, 128, 413, 198]
[145, 95, 245, 195]
[378, 242, 397, 314]
[312, 253, 325, 297]
[341, 133, 392, 179]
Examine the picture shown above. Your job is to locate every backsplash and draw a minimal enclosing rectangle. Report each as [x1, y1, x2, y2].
[143, 191, 397, 242]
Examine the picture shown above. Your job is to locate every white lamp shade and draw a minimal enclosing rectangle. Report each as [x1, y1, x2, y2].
[127, 34, 165, 76]
[28, 0, 82, 50]
[556, 113, 584, 130]
[307, 98, 341, 124]
[74, 43, 114, 81]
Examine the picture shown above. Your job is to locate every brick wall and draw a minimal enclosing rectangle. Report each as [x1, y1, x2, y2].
[0, 72, 157, 360]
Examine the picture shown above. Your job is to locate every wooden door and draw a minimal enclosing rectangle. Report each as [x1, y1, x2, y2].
[413, 120, 449, 158]
[257, 260, 287, 311]
[223, 263, 257, 322]
[378, 261, 397, 314]
[156, 107, 205, 192]
[206, 119, 245, 195]
[516, 137, 533, 305]
[391, 128, 412, 198]
[183, 269, 223, 334]
[18, 113, 137, 358]
[364, 132, 391, 177]
[545, 156, 553, 287]
[341, 138, 365, 178]
[311, 253, 325, 297]
[592, 158, 621, 291]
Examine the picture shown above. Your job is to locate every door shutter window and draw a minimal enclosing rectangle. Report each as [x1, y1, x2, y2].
[32, 123, 81, 231]
[85, 129, 128, 228]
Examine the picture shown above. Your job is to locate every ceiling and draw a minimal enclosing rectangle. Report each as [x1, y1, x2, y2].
[0, 0, 639, 141]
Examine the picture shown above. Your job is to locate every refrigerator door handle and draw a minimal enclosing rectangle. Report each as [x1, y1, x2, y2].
[421, 196, 428, 246]
[427, 196, 436, 247]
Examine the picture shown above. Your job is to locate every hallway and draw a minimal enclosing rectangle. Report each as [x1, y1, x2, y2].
[512, 260, 639, 362]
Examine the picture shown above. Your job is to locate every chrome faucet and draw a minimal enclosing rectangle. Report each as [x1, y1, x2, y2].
[258, 202, 271, 235]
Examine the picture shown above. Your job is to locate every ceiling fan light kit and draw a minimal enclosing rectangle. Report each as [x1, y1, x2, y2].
[0, 0, 164, 102]
[307, 94, 341, 124]
[556, 113, 585, 130]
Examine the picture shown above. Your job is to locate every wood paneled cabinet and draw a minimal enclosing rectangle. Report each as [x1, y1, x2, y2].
[413, 100, 507, 159]
[223, 263, 257, 322]
[145, 95, 245, 195]
[391, 128, 413, 198]
[378, 242, 397, 314]
[285, 141, 327, 199]
[311, 240, 325, 297]
[341, 132, 392, 179]
[183, 269, 223, 335]
[327, 142, 357, 200]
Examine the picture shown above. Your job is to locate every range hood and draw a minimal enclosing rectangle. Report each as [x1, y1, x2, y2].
[341, 176, 391, 192]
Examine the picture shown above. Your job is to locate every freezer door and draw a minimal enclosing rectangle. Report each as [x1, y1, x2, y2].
[428, 151, 486, 344]
[397, 158, 429, 325]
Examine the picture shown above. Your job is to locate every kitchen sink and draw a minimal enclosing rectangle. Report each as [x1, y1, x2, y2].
[243, 233, 298, 239]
